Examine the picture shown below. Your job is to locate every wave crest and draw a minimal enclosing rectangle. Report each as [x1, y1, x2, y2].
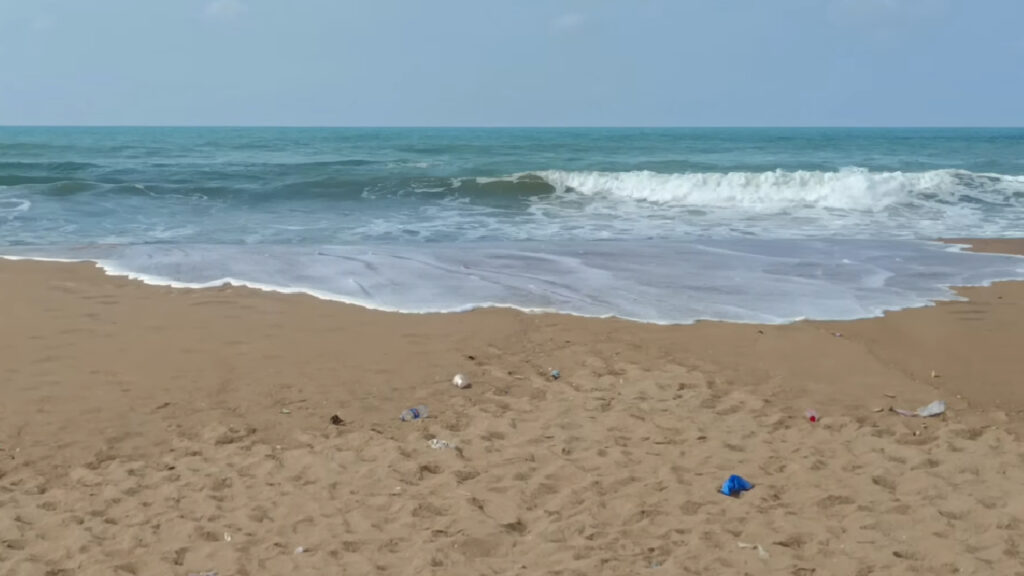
[496, 168, 1024, 211]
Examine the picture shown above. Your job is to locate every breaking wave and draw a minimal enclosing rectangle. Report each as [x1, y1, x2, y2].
[494, 168, 1024, 212]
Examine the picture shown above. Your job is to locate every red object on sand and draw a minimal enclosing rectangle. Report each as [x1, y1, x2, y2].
[805, 409, 819, 423]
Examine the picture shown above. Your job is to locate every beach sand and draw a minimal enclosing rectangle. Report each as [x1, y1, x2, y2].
[2, 240, 1023, 575]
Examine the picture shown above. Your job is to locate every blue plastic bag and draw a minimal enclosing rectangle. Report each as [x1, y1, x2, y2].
[720, 474, 754, 497]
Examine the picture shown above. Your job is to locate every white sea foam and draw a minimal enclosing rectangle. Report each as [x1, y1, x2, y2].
[3, 240, 1023, 325]
[518, 168, 1024, 211]
[453, 168, 1024, 240]
[0, 198, 31, 218]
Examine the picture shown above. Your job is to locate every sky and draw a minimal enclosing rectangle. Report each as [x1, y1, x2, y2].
[0, 0, 1021, 126]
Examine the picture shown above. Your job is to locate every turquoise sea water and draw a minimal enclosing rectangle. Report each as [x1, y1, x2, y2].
[2, 127, 1024, 323]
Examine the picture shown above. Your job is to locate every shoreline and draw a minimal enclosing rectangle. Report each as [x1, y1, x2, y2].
[2, 237, 1023, 328]
[2, 239, 1024, 574]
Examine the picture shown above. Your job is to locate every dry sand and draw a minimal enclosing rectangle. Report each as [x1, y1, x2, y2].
[1, 240, 1024, 575]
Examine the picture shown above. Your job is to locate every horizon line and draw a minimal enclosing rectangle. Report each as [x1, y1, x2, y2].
[1, 124, 1024, 130]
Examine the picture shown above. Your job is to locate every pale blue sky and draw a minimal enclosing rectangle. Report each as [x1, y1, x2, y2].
[0, 0, 1021, 126]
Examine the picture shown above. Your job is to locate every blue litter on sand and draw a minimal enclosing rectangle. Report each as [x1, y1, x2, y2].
[550, 370, 560, 380]
[720, 474, 754, 497]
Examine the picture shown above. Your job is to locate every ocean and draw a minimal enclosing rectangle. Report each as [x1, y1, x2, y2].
[2, 127, 1023, 324]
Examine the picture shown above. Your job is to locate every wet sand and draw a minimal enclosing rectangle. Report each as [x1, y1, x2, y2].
[1, 239, 1023, 575]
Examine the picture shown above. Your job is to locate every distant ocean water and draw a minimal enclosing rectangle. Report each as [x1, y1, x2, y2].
[2, 127, 1024, 323]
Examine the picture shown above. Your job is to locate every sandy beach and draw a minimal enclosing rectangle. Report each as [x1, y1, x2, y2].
[2, 240, 1024, 576]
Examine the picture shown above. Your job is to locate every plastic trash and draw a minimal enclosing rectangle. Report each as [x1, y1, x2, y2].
[893, 400, 946, 418]
[428, 438, 454, 450]
[452, 373, 470, 389]
[720, 474, 754, 497]
[917, 400, 946, 417]
[805, 409, 819, 423]
[400, 405, 429, 421]
[738, 541, 770, 559]
[294, 546, 306, 555]
[550, 369, 561, 380]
